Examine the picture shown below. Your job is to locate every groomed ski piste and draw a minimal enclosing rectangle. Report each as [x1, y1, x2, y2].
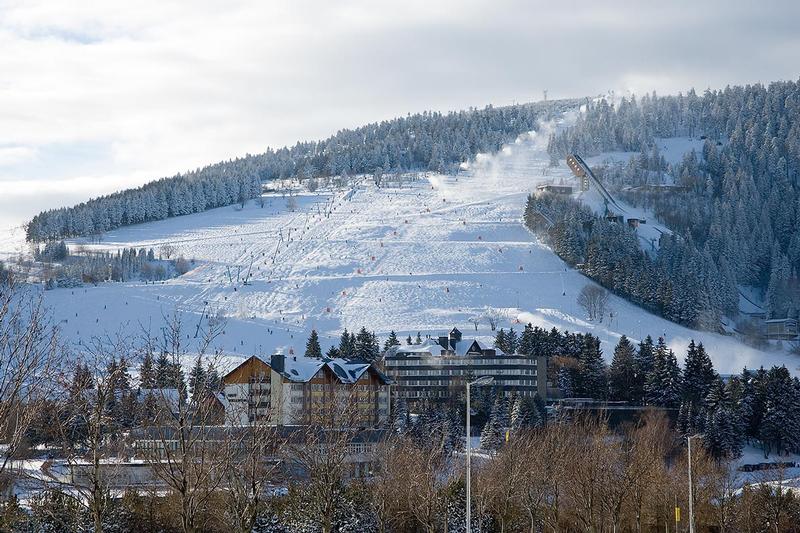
[11, 111, 795, 375]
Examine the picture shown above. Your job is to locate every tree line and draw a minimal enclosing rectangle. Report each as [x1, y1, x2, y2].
[524, 191, 738, 329]
[25, 100, 578, 242]
[37, 243, 192, 287]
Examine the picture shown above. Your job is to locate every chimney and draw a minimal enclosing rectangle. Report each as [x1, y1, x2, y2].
[437, 336, 448, 349]
[270, 353, 285, 374]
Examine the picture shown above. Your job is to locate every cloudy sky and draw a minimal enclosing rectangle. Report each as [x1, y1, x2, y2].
[1, 0, 798, 229]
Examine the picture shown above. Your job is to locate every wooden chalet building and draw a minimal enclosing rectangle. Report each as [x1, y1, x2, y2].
[222, 354, 391, 427]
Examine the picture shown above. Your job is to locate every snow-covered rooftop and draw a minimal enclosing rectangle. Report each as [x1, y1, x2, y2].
[394, 337, 503, 357]
[270, 354, 377, 384]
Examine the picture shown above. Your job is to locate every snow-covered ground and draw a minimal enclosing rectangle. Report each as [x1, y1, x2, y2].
[0, 114, 794, 375]
[584, 136, 706, 168]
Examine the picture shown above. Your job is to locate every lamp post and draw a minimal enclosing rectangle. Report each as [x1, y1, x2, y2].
[687, 434, 702, 533]
[466, 375, 494, 533]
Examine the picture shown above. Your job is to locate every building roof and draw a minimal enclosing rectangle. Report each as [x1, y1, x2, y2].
[225, 354, 391, 385]
[279, 355, 376, 383]
[454, 338, 502, 357]
[393, 337, 503, 357]
[395, 339, 445, 356]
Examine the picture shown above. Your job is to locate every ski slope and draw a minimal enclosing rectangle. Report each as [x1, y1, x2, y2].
[14, 116, 795, 375]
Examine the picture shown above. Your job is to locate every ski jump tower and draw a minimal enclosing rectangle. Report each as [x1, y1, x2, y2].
[566, 154, 625, 215]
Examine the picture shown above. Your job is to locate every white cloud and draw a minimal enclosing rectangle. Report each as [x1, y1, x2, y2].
[0, 0, 799, 228]
[0, 146, 37, 166]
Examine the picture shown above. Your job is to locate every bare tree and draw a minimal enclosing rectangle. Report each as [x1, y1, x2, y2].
[373, 169, 383, 188]
[484, 307, 501, 331]
[0, 282, 60, 493]
[479, 434, 529, 533]
[282, 392, 369, 533]
[400, 438, 451, 533]
[159, 243, 176, 260]
[468, 316, 481, 332]
[52, 334, 134, 533]
[223, 414, 284, 532]
[370, 435, 410, 532]
[139, 312, 229, 533]
[577, 284, 608, 321]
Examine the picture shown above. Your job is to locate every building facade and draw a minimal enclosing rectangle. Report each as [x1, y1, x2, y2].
[384, 328, 548, 402]
[222, 354, 391, 427]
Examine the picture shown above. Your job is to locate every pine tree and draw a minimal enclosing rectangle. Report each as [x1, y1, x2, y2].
[760, 366, 800, 456]
[206, 364, 221, 392]
[338, 329, 355, 358]
[558, 366, 574, 398]
[383, 330, 400, 352]
[494, 328, 507, 353]
[116, 356, 131, 392]
[683, 340, 716, 405]
[659, 349, 683, 408]
[505, 328, 518, 354]
[392, 397, 409, 433]
[139, 352, 155, 389]
[354, 327, 379, 362]
[705, 377, 728, 412]
[510, 395, 538, 430]
[644, 338, 683, 407]
[578, 335, 607, 399]
[608, 335, 638, 401]
[305, 329, 322, 358]
[509, 395, 521, 427]
[677, 401, 689, 435]
[154, 352, 170, 388]
[325, 346, 341, 359]
[518, 323, 535, 355]
[188, 356, 207, 402]
[415, 332, 422, 344]
[704, 406, 743, 459]
[480, 398, 505, 451]
[633, 336, 655, 403]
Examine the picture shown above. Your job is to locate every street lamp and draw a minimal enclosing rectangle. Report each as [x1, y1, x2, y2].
[466, 375, 494, 533]
[687, 434, 702, 533]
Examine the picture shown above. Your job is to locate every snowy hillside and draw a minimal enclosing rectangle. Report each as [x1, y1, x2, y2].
[15, 115, 795, 375]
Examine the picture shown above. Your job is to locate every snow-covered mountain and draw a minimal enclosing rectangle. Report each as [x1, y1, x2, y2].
[17, 111, 792, 375]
